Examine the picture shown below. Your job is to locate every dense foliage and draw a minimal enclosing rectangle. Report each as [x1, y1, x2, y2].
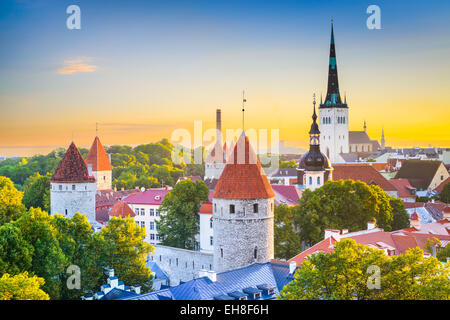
[0, 177, 154, 299]
[279, 239, 450, 300]
[273, 180, 410, 257]
[157, 179, 209, 250]
[440, 183, 450, 203]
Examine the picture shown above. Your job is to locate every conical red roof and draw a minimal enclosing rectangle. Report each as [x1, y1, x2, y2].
[108, 201, 135, 217]
[85, 136, 113, 171]
[212, 132, 275, 199]
[51, 142, 96, 183]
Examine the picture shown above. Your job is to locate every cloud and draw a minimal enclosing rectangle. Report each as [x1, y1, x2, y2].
[56, 57, 97, 75]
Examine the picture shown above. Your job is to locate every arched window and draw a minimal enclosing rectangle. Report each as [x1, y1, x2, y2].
[221, 248, 223, 258]
[317, 176, 321, 185]
[254, 247, 258, 259]
[309, 177, 312, 185]
[253, 203, 258, 213]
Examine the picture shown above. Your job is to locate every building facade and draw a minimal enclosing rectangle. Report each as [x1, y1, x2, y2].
[85, 136, 113, 190]
[50, 142, 96, 223]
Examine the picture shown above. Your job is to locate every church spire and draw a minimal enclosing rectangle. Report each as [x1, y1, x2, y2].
[321, 19, 347, 108]
[309, 94, 320, 146]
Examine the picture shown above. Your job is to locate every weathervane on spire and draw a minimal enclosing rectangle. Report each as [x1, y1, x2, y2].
[242, 90, 247, 131]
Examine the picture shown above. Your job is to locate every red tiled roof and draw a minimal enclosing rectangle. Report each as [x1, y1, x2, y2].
[51, 142, 96, 183]
[410, 212, 419, 220]
[85, 136, 113, 171]
[332, 164, 397, 191]
[389, 178, 416, 198]
[108, 201, 135, 217]
[403, 202, 425, 209]
[271, 184, 303, 206]
[434, 176, 450, 193]
[123, 188, 171, 205]
[212, 132, 275, 199]
[289, 227, 450, 265]
[199, 202, 212, 214]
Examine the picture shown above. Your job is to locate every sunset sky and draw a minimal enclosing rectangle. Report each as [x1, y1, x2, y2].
[1, 0, 450, 156]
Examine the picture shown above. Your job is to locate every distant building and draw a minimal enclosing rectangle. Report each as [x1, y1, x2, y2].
[123, 187, 172, 245]
[204, 109, 227, 180]
[270, 168, 298, 185]
[50, 142, 96, 224]
[271, 184, 303, 206]
[395, 160, 449, 191]
[332, 163, 398, 197]
[389, 178, 417, 202]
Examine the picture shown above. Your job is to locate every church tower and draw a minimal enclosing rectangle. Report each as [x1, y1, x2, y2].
[85, 136, 113, 190]
[319, 21, 349, 163]
[298, 96, 333, 190]
[50, 142, 96, 223]
[381, 128, 385, 150]
[212, 132, 275, 273]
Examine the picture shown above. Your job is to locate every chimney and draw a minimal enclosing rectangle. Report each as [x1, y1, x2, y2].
[324, 229, 340, 240]
[342, 229, 349, 235]
[289, 261, 296, 274]
[206, 270, 217, 282]
[409, 210, 421, 230]
[443, 206, 450, 220]
[216, 109, 222, 143]
[87, 164, 93, 176]
[199, 269, 208, 278]
[367, 221, 376, 230]
[131, 285, 141, 295]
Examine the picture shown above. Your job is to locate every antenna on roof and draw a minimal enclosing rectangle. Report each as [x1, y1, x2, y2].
[242, 90, 247, 132]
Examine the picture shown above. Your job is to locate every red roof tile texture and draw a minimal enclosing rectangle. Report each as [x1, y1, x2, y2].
[434, 176, 450, 193]
[51, 142, 96, 183]
[332, 164, 397, 191]
[212, 133, 275, 199]
[108, 201, 135, 217]
[85, 136, 113, 171]
[199, 202, 212, 214]
[389, 178, 416, 198]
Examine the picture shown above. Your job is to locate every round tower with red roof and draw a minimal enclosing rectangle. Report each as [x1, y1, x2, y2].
[50, 142, 96, 223]
[211, 132, 275, 273]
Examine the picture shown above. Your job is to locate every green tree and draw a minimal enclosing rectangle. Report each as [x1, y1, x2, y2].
[0, 223, 33, 275]
[440, 183, 450, 203]
[0, 272, 49, 300]
[14, 208, 66, 299]
[22, 172, 51, 212]
[0, 176, 25, 225]
[279, 239, 450, 300]
[96, 217, 154, 293]
[294, 180, 394, 247]
[389, 197, 410, 230]
[274, 204, 302, 260]
[157, 180, 209, 250]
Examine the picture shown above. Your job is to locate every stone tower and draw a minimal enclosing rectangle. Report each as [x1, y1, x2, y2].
[85, 136, 113, 190]
[212, 132, 275, 273]
[50, 142, 96, 223]
[319, 21, 349, 163]
[205, 109, 227, 179]
[298, 96, 333, 190]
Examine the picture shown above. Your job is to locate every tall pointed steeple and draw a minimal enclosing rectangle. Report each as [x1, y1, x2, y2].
[320, 20, 347, 108]
[381, 127, 385, 149]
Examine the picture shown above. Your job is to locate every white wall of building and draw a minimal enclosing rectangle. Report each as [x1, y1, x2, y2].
[199, 213, 213, 253]
[127, 203, 163, 245]
[319, 107, 349, 163]
[92, 170, 112, 190]
[50, 182, 96, 223]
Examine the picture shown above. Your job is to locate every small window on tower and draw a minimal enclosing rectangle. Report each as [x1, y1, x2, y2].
[254, 247, 258, 259]
[72, 185, 75, 190]
[229, 204, 235, 214]
[253, 203, 258, 213]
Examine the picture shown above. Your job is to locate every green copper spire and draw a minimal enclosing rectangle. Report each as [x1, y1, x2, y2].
[320, 20, 347, 109]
